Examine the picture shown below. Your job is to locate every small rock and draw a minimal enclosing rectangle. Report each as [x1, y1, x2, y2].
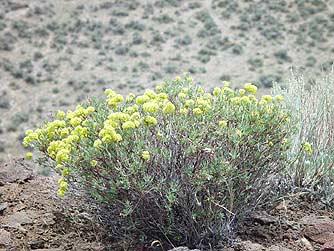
[267, 245, 293, 251]
[2, 211, 34, 229]
[322, 240, 334, 251]
[0, 229, 11, 247]
[300, 215, 333, 226]
[0, 160, 33, 185]
[33, 249, 61, 251]
[303, 221, 334, 244]
[168, 248, 200, 251]
[0, 202, 7, 212]
[239, 241, 266, 251]
[250, 211, 277, 225]
[29, 240, 45, 249]
[300, 237, 314, 250]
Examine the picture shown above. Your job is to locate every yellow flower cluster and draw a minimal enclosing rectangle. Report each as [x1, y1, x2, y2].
[23, 104, 98, 195]
[105, 89, 124, 108]
[244, 83, 257, 94]
[25, 152, 33, 159]
[57, 178, 68, 197]
[23, 76, 288, 198]
[142, 151, 150, 161]
[302, 142, 312, 154]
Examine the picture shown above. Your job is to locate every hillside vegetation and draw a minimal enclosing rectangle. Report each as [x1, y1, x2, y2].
[1, 0, 334, 162]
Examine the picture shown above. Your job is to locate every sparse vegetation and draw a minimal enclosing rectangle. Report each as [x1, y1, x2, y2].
[1, 1, 334, 249]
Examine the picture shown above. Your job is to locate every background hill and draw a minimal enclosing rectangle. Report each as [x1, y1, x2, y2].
[0, 0, 334, 163]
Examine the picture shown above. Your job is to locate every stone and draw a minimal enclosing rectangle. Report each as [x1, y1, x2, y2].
[239, 241, 266, 251]
[168, 248, 200, 251]
[0, 202, 7, 212]
[322, 240, 334, 251]
[28, 240, 45, 249]
[0, 160, 33, 185]
[0, 229, 11, 247]
[299, 237, 315, 250]
[2, 211, 34, 229]
[300, 215, 333, 226]
[303, 221, 334, 244]
[249, 211, 277, 225]
[267, 245, 293, 251]
[33, 249, 61, 251]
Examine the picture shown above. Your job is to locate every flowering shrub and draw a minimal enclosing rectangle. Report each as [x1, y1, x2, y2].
[24, 76, 292, 248]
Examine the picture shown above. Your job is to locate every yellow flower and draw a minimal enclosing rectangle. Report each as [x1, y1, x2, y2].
[61, 168, 69, 176]
[126, 93, 135, 102]
[93, 139, 102, 148]
[125, 105, 138, 114]
[186, 76, 193, 83]
[142, 151, 150, 161]
[180, 108, 188, 115]
[56, 149, 70, 163]
[222, 87, 234, 94]
[193, 107, 203, 115]
[85, 106, 95, 114]
[178, 92, 187, 99]
[213, 87, 221, 96]
[57, 178, 68, 197]
[275, 95, 284, 102]
[90, 160, 98, 167]
[239, 89, 246, 96]
[231, 97, 241, 104]
[25, 129, 33, 136]
[104, 89, 115, 96]
[56, 110, 65, 118]
[184, 99, 195, 108]
[218, 120, 227, 128]
[144, 89, 157, 99]
[143, 101, 159, 113]
[175, 76, 181, 81]
[136, 95, 150, 104]
[108, 112, 130, 122]
[155, 85, 163, 92]
[60, 128, 70, 138]
[130, 112, 140, 120]
[70, 117, 82, 127]
[182, 87, 189, 93]
[261, 95, 273, 102]
[112, 133, 122, 142]
[25, 152, 33, 160]
[163, 101, 176, 114]
[302, 142, 312, 154]
[244, 83, 257, 94]
[158, 93, 168, 100]
[240, 96, 250, 103]
[197, 86, 204, 94]
[143, 115, 157, 126]
[268, 141, 273, 147]
[222, 81, 230, 87]
[122, 121, 136, 130]
[203, 93, 212, 100]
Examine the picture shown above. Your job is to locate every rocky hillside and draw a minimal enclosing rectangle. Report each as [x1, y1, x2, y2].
[1, 160, 334, 250]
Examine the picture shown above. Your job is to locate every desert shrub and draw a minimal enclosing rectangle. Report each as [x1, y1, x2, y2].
[23, 76, 291, 248]
[273, 73, 334, 203]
